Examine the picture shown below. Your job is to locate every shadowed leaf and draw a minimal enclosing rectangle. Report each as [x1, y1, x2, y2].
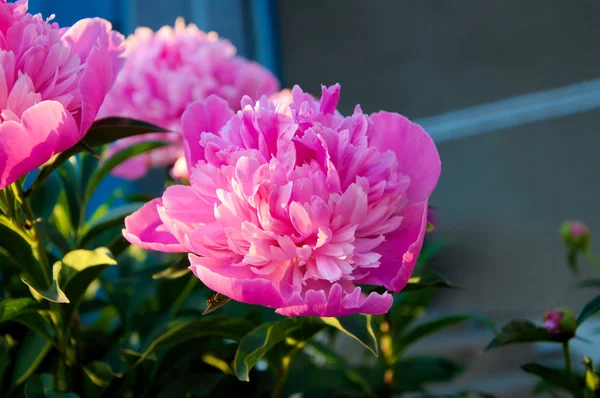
[521, 363, 583, 398]
[321, 315, 378, 356]
[577, 295, 600, 326]
[486, 320, 555, 350]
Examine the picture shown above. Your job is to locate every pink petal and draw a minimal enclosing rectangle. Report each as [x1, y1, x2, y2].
[189, 254, 285, 308]
[122, 198, 186, 252]
[368, 112, 441, 203]
[182, 95, 234, 170]
[0, 100, 78, 189]
[357, 201, 428, 292]
[62, 18, 123, 71]
[319, 83, 341, 115]
[170, 156, 188, 180]
[63, 18, 124, 135]
[275, 283, 392, 317]
[76, 43, 121, 136]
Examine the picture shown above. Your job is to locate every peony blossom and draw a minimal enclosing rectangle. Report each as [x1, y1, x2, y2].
[0, 0, 124, 189]
[98, 18, 279, 180]
[123, 84, 441, 317]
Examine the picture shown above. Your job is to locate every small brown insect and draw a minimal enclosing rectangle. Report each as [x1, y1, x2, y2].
[206, 293, 221, 306]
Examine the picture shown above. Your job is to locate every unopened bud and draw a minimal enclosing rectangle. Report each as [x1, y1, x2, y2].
[543, 307, 576, 338]
[560, 220, 591, 252]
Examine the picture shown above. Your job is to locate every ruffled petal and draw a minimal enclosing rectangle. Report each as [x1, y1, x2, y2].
[181, 95, 234, 170]
[357, 201, 428, 292]
[189, 254, 285, 308]
[63, 18, 124, 134]
[122, 198, 186, 252]
[0, 100, 78, 189]
[368, 111, 441, 203]
[275, 283, 392, 317]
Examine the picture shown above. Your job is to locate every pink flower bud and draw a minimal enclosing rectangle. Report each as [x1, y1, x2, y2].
[543, 307, 576, 337]
[560, 220, 591, 252]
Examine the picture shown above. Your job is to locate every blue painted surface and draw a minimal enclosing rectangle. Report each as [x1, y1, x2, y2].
[27, 1, 118, 27]
[250, 0, 283, 82]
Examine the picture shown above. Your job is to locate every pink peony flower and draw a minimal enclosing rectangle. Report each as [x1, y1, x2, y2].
[98, 18, 279, 180]
[0, 0, 124, 189]
[123, 84, 441, 316]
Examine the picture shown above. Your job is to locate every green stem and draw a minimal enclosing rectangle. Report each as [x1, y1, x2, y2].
[12, 182, 51, 285]
[271, 348, 302, 398]
[169, 276, 197, 319]
[585, 250, 600, 272]
[380, 313, 394, 398]
[563, 341, 572, 377]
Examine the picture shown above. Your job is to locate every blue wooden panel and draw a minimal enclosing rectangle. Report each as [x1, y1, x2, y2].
[27, 0, 117, 27]
[250, 0, 283, 81]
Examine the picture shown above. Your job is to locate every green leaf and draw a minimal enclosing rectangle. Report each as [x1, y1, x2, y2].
[0, 298, 41, 323]
[202, 293, 232, 315]
[28, 118, 168, 195]
[306, 340, 377, 398]
[0, 216, 46, 289]
[532, 379, 563, 397]
[0, 338, 12, 383]
[85, 117, 169, 147]
[83, 361, 116, 388]
[22, 262, 69, 303]
[152, 257, 191, 280]
[24, 374, 80, 397]
[136, 316, 254, 367]
[77, 203, 143, 248]
[157, 373, 227, 398]
[573, 279, 600, 290]
[82, 141, 168, 206]
[391, 289, 435, 337]
[394, 356, 465, 392]
[417, 392, 497, 398]
[521, 363, 583, 398]
[485, 320, 554, 350]
[397, 314, 497, 355]
[577, 295, 600, 326]
[320, 315, 378, 356]
[29, 171, 62, 221]
[13, 331, 52, 385]
[234, 318, 303, 381]
[12, 313, 55, 341]
[59, 248, 117, 327]
[57, 159, 82, 230]
[403, 268, 455, 291]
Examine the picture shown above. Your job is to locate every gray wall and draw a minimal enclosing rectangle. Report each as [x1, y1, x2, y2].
[279, 1, 600, 395]
[279, 0, 600, 117]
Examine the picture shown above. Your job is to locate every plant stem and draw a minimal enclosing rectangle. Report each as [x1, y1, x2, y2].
[169, 276, 197, 319]
[271, 347, 303, 398]
[12, 182, 51, 285]
[380, 313, 394, 398]
[563, 341, 572, 377]
[585, 250, 600, 273]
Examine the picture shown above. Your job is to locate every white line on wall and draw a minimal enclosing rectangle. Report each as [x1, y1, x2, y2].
[417, 78, 600, 143]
